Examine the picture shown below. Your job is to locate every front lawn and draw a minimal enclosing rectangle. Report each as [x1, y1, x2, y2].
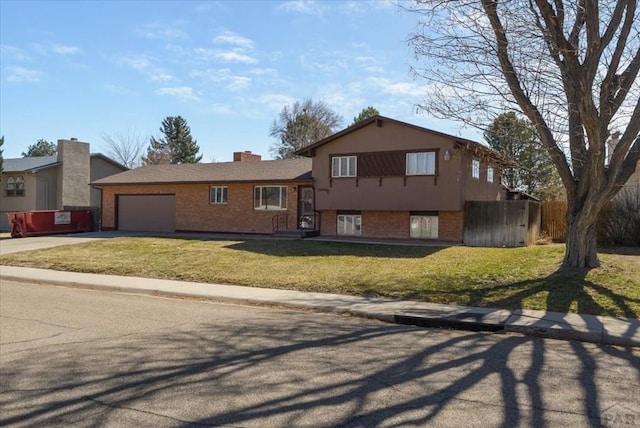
[1, 237, 638, 317]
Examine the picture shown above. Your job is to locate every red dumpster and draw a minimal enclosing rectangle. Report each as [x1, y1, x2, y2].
[7, 210, 93, 238]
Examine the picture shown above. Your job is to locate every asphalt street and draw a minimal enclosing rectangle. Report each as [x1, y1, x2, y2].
[1, 280, 639, 427]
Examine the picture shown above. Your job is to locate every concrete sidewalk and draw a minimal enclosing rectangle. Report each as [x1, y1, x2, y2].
[1, 265, 638, 347]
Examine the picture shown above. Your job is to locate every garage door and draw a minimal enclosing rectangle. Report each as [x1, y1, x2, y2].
[118, 195, 176, 232]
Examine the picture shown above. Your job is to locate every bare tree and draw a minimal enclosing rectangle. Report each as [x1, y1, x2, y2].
[270, 98, 343, 159]
[102, 129, 146, 168]
[407, 0, 640, 268]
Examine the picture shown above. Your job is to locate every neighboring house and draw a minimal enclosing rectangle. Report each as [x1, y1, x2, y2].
[93, 116, 509, 243]
[615, 160, 640, 204]
[295, 115, 509, 242]
[1, 139, 127, 230]
[93, 152, 313, 234]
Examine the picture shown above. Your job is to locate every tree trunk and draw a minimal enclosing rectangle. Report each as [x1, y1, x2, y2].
[562, 201, 602, 269]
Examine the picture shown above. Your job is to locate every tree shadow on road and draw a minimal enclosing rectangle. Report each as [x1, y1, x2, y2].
[1, 309, 637, 427]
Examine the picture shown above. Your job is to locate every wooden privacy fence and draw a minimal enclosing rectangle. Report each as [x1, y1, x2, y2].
[541, 201, 567, 242]
[464, 200, 541, 247]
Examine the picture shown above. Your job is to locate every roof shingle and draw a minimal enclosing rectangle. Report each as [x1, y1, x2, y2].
[3, 156, 59, 173]
[92, 158, 313, 185]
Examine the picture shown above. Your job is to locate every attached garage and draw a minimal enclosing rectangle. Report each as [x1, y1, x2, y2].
[117, 194, 176, 232]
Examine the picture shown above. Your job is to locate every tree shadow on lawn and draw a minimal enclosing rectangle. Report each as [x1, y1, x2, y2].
[461, 268, 640, 318]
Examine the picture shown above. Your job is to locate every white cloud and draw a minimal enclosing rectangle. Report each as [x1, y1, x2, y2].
[51, 43, 83, 55]
[5, 66, 43, 82]
[259, 93, 296, 112]
[339, 0, 394, 15]
[118, 55, 152, 71]
[137, 22, 188, 40]
[367, 77, 426, 97]
[216, 50, 258, 64]
[213, 31, 254, 49]
[249, 67, 278, 76]
[150, 72, 176, 83]
[156, 86, 200, 102]
[278, 0, 326, 16]
[0, 45, 31, 61]
[189, 68, 252, 92]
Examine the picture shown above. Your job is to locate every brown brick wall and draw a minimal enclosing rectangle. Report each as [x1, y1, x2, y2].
[318, 209, 464, 242]
[320, 210, 337, 236]
[101, 182, 307, 234]
[362, 211, 409, 239]
[439, 211, 464, 242]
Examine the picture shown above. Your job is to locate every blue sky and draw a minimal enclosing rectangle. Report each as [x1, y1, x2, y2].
[1, 0, 481, 162]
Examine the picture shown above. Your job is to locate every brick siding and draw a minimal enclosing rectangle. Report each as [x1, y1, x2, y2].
[318, 209, 464, 242]
[101, 182, 308, 234]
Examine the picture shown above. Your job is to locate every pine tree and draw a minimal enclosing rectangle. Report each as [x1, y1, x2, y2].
[22, 139, 56, 157]
[484, 112, 562, 200]
[142, 116, 202, 165]
[351, 106, 379, 125]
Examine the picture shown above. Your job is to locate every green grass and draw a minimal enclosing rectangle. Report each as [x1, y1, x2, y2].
[1, 237, 639, 317]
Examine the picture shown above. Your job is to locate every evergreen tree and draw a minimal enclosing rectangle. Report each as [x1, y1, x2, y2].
[484, 112, 562, 200]
[351, 106, 379, 125]
[142, 116, 202, 165]
[22, 139, 56, 157]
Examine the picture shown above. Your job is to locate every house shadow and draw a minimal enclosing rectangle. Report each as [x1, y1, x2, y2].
[224, 239, 445, 258]
[2, 308, 638, 427]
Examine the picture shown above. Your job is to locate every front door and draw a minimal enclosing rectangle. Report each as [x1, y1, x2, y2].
[297, 186, 315, 229]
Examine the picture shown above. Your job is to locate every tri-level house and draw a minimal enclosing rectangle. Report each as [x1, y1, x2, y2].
[93, 116, 510, 242]
[295, 115, 509, 242]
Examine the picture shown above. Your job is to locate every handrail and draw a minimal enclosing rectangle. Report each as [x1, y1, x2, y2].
[272, 213, 289, 233]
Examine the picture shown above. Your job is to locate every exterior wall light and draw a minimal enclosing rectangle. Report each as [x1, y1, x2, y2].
[444, 149, 453, 161]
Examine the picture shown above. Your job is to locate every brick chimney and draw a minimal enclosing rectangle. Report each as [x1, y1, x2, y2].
[233, 151, 261, 162]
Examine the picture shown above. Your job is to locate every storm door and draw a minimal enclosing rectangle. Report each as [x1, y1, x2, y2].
[297, 186, 315, 229]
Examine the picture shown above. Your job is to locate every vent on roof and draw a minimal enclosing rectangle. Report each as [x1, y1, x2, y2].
[376, 118, 383, 127]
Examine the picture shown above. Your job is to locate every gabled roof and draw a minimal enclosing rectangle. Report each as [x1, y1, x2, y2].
[2, 156, 60, 173]
[295, 115, 512, 165]
[92, 158, 313, 186]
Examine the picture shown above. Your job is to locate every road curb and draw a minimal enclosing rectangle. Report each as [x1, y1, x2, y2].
[1, 272, 638, 348]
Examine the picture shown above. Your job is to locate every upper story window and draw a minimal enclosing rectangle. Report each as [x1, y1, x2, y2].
[5, 176, 25, 197]
[487, 166, 494, 183]
[472, 158, 480, 179]
[210, 186, 228, 204]
[254, 186, 287, 210]
[406, 152, 436, 176]
[332, 156, 357, 177]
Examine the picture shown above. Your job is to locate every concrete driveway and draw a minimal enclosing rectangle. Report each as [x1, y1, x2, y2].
[0, 231, 126, 255]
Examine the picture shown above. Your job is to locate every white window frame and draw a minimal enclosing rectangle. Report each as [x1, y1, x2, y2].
[6, 176, 16, 196]
[6, 176, 24, 197]
[406, 152, 436, 176]
[410, 215, 438, 239]
[254, 186, 287, 211]
[337, 214, 362, 236]
[487, 166, 494, 183]
[472, 158, 480, 179]
[210, 186, 228, 204]
[331, 156, 357, 177]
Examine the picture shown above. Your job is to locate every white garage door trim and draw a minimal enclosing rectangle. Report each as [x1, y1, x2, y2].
[118, 194, 176, 232]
